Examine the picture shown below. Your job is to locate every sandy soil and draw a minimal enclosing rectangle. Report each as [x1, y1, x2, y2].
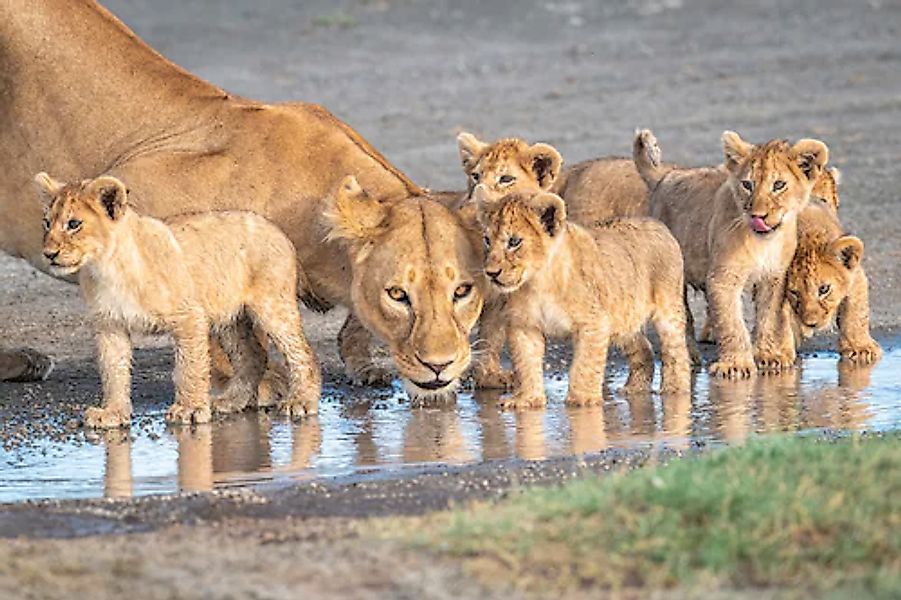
[2, 0, 900, 597]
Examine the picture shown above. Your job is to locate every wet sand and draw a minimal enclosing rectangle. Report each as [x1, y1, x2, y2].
[1, 0, 900, 596]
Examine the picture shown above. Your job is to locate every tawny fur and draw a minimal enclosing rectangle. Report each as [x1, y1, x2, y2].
[324, 176, 486, 401]
[35, 173, 321, 428]
[476, 187, 691, 409]
[635, 129, 830, 378]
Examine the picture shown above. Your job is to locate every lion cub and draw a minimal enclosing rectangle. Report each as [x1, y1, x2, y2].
[786, 170, 881, 363]
[35, 173, 321, 428]
[634, 129, 829, 378]
[476, 186, 691, 408]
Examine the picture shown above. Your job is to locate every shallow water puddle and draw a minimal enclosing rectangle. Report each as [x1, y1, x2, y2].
[1, 345, 899, 502]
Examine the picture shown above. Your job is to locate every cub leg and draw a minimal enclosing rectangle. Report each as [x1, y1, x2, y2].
[652, 304, 692, 393]
[472, 296, 514, 390]
[250, 299, 321, 418]
[338, 313, 393, 385]
[566, 324, 611, 406]
[619, 332, 654, 392]
[683, 287, 704, 365]
[166, 310, 213, 425]
[504, 324, 547, 410]
[85, 324, 133, 429]
[837, 271, 882, 364]
[211, 315, 266, 415]
[753, 273, 796, 373]
[707, 267, 755, 378]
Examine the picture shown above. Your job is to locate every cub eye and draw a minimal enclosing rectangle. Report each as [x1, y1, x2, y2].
[507, 236, 522, 250]
[66, 219, 82, 231]
[498, 174, 515, 185]
[818, 283, 831, 297]
[741, 180, 754, 192]
[386, 287, 409, 304]
[453, 283, 473, 301]
[483, 235, 491, 248]
[471, 172, 480, 183]
[772, 180, 786, 192]
[42, 218, 51, 231]
[786, 289, 799, 302]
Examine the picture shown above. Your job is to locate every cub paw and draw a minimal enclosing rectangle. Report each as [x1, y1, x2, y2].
[346, 365, 394, 387]
[473, 366, 514, 390]
[279, 389, 320, 419]
[254, 366, 288, 409]
[211, 384, 254, 414]
[840, 340, 883, 365]
[709, 355, 756, 379]
[84, 406, 131, 429]
[499, 391, 547, 411]
[564, 390, 602, 407]
[755, 348, 797, 374]
[166, 403, 212, 425]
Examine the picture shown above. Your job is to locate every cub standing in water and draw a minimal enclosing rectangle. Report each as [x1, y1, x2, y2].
[35, 173, 320, 428]
[475, 185, 691, 409]
[634, 129, 830, 378]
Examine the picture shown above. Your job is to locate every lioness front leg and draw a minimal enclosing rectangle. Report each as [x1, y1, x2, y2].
[837, 273, 882, 364]
[566, 325, 610, 406]
[85, 324, 133, 429]
[338, 313, 394, 385]
[472, 297, 514, 390]
[503, 324, 547, 410]
[707, 267, 756, 378]
[166, 312, 212, 425]
[753, 273, 796, 373]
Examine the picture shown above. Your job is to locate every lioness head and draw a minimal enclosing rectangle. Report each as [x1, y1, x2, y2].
[33, 173, 128, 276]
[721, 131, 829, 236]
[326, 176, 485, 399]
[785, 222, 862, 333]
[457, 132, 562, 201]
[475, 185, 567, 293]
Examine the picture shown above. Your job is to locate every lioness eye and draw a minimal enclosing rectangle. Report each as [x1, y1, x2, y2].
[66, 219, 82, 231]
[386, 287, 410, 304]
[772, 180, 786, 192]
[453, 283, 473, 301]
[42, 219, 51, 231]
[741, 180, 754, 192]
[818, 283, 831, 296]
[499, 174, 515, 185]
[471, 172, 480, 183]
[507, 236, 522, 250]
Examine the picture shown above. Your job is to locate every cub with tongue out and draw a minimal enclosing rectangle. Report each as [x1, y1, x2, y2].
[635, 130, 829, 378]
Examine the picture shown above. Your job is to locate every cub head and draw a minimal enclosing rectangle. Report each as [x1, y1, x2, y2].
[721, 131, 829, 236]
[457, 132, 562, 202]
[33, 173, 129, 276]
[475, 185, 567, 293]
[785, 225, 862, 334]
[325, 176, 485, 400]
[811, 166, 841, 213]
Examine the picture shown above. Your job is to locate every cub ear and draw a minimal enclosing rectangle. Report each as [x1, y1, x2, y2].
[829, 167, 842, 186]
[812, 167, 841, 212]
[830, 235, 863, 270]
[324, 175, 389, 243]
[722, 130, 754, 172]
[457, 132, 488, 174]
[528, 192, 566, 237]
[33, 172, 64, 211]
[85, 176, 128, 220]
[526, 142, 563, 190]
[791, 138, 829, 181]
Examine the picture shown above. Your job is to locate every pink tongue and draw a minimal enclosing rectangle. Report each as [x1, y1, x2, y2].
[750, 216, 771, 233]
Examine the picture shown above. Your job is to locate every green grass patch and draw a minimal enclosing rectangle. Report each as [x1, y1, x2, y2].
[387, 435, 900, 596]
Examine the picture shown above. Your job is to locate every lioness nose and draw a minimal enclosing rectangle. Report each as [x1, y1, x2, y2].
[43, 250, 60, 261]
[417, 356, 453, 376]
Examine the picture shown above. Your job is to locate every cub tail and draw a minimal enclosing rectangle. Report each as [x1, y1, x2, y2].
[632, 128, 668, 190]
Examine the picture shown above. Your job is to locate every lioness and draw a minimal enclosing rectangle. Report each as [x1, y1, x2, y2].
[634, 129, 830, 378]
[476, 186, 691, 409]
[35, 173, 321, 427]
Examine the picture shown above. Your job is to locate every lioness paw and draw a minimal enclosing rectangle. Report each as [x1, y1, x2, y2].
[166, 403, 212, 425]
[500, 391, 547, 411]
[840, 340, 883, 365]
[84, 406, 131, 429]
[473, 366, 514, 390]
[709, 356, 756, 379]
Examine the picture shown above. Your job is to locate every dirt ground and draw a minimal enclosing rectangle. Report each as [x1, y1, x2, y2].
[2, 0, 900, 597]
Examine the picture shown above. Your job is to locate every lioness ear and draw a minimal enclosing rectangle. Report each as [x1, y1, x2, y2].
[722, 130, 754, 172]
[526, 143, 563, 190]
[457, 132, 488, 174]
[830, 235, 863, 270]
[791, 138, 829, 181]
[324, 175, 389, 243]
[33, 172, 65, 211]
[528, 192, 566, 237]
[85, 176, 128, 220]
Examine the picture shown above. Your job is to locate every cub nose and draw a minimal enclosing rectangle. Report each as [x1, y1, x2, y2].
[43, 250, 60, 262]
[485, 268, 501, 281]
[417, 355, 453, 376]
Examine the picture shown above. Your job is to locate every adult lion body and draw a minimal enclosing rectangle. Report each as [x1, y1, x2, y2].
[0, 0, 468, 384]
